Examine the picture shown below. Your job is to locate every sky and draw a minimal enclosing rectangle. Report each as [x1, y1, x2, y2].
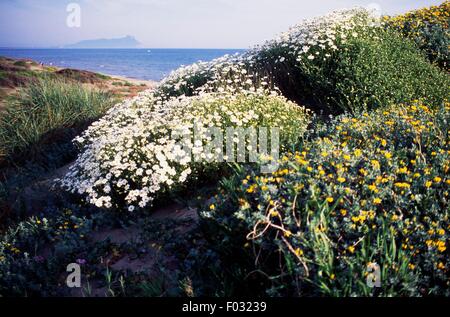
[0, 0, 444, 48]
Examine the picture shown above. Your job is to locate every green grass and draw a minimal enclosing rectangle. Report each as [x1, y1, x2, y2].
[0, 76, 115, 165]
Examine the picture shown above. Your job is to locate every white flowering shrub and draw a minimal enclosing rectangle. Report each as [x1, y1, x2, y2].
[60, 88, 311, 211]
[156, 8, 380, 102]
[157, 7, 448, 113]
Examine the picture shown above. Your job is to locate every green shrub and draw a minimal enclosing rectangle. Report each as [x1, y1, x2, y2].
[202, 101, 450, 296]
[13, 60, 28, 68]
[260, 26, 449, 114]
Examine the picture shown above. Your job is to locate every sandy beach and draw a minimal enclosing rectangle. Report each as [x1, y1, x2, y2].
[104, 73, 157, 87]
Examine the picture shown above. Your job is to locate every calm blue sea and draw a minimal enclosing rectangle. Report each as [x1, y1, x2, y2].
[0, 48, 246, 81]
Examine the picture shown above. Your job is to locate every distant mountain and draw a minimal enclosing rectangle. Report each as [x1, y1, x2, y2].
[64, 35, 141, 49]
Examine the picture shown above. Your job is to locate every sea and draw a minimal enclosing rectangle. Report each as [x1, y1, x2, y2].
[0, 48, 246, 81]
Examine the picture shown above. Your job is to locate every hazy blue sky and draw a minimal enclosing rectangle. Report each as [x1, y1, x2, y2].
[0, 0, 444, 48]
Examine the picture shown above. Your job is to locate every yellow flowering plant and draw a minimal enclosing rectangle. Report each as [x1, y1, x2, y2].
[384, 1, 449, 70]
[202, 101, 450, 296]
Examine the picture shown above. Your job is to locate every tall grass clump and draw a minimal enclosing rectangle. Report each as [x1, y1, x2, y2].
[0, 77, 114, 165]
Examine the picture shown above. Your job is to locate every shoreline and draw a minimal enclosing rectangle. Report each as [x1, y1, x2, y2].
[101, 72, 157, 87]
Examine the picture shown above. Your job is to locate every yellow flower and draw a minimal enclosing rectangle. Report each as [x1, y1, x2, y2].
[270, 210, 279, 217]
[373, 198, 382, 205]
[384, 152, 392, 159]
[337, 177, 346, 183]
[246, 184, 256, 193]
[294, 248, 304, 257]
[434, 176, 442, 183]
[425, 181, 432, 188]
[371, 160, 380, 169]
[209, 204, 215, 210]
[340, 209, 347, 216]
[394, 182, 411, 188]
[354, 149, 362, 157]
[348, 246, 355, 253]
[436, 241, 446, 252]
[437, 262, 445, 270]
[326, 197, 334, 203]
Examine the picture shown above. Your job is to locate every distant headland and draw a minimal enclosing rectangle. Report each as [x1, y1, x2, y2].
[63, 35, 141, 49]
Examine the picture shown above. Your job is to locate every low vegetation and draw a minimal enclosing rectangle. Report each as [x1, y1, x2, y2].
[0, 3, 449, 297]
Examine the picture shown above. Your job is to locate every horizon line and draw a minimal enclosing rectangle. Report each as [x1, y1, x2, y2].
[0, 47, 248, 50]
